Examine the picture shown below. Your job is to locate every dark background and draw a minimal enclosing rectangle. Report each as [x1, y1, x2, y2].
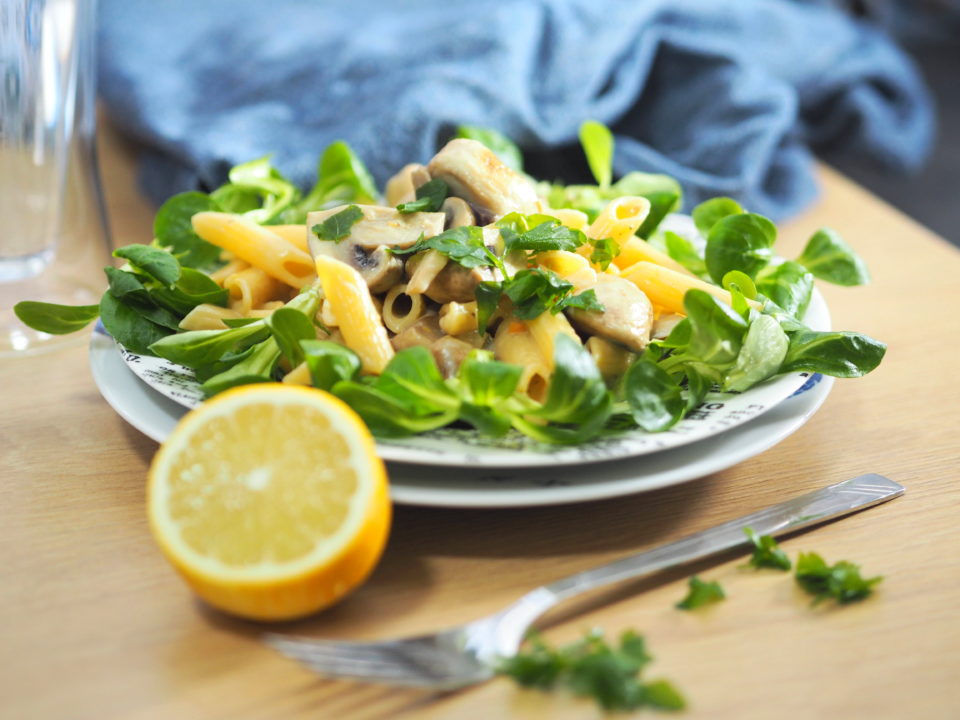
[824, 38, 959, 245]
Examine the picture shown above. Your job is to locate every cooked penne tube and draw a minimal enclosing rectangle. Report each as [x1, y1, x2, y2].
[281, 361, 313, 386]
[209, 258, 250, 286]
[245, 300, 286, 319]
[438, 301, 478, 336]
[320, 299, 339, 328]
[224, 267, 285, 316]
[612, 236, 697, 277]
[525, 310, 581, 369]
[178, 303, 242, 331]
[586, 196, 651, 244]
[586, 336, 635, 384]
[406, 249, 449, 295]
[493, 321, 550, 403]
[268, 224, 309, 254]
[536, 250, 597, 291]
[622, 261, 761, 316]
[382, 284, 426, 334]
[543, 207, 589, 231]
[192, 212, 316, 288]
[314, 256, 394, 374]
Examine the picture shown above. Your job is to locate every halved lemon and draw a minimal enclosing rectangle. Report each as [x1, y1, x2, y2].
[147, 384, 390, 621]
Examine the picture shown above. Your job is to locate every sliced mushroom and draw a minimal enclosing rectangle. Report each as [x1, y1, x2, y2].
[390, 314, 444, 352]
[431, 336, 475, 378]
[384, 163, 427, 206]
[404, 226, 506, 304]
[308, 238, 403, 294]
[565, 274, 654, 352]
[441, 197, 475, 229]
[307, 205, 445, 251]
[427, 139, 541, 222]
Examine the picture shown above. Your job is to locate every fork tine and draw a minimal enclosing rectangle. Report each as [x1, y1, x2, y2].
[265, 635, 440, 687]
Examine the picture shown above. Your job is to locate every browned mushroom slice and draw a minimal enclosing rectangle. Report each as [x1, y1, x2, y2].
[390, 314, 444, 352]
[427, 139, 541, 222]
[565, 274, 654, 352]
[307, 205, 445, 251]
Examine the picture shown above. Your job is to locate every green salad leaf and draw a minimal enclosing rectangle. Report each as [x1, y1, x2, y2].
[579, 119, 614, 188]
[796, 228, 870, 286]
[12, 302, 101, 335]
[153, 191, 224, 270]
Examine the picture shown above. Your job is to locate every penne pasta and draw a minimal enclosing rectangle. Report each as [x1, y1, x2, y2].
[525, 310, 581, 370]
[622, 261, 761, 316]
[192, 212, 316, 288]
[314, 255, 395, 374]
[268, 224, 310, 254]
[493, 321, 550, 403]
[382, 284, 426, 334]
[224, 266, 286, 316]
[178, 303, 242, 331]
[209, 258, 250, 286]
[612, 236, 697, 277]
[406, 249, 448, 295]
[586, 336, 635, 385]
[281, 361, 313, 386]
[586, 196, 651, 244]
[438, 301, 478, 336]
[543, 207, 589, 231]
[536, 250, 597, 291]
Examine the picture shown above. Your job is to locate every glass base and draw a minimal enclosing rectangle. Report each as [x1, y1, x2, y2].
[0, 272, 103, 357]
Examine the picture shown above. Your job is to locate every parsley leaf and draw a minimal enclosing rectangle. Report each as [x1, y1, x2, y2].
[497, 629, 685, 713]
[675, 575, 726, 610]
[388, 226, 499, 270]
[504, 268, 605, 320]
[744, 527, 792, 571]
[311, 204, 364, 242]
[795, 552, 882, 605]
[501, 218, 586, 254]
[396, 178, 448, 214]
[558, 288, 604, 313]
[588, 237, 619, 270]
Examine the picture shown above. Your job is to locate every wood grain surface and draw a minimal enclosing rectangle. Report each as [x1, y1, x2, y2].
[2, 123, 959, 720]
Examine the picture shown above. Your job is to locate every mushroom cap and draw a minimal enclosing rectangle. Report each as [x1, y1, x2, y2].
[427, 139, 541, 222]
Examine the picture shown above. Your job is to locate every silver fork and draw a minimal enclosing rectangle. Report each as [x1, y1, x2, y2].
[265, 473, 902, 690]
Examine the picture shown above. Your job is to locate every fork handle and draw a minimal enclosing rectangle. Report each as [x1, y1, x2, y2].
[529, 474, 902, 606]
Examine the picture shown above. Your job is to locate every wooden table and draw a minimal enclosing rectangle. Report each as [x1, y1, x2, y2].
[3, 126, 959, 720]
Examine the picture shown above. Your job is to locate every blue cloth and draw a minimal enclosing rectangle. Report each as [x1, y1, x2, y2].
[97, 0, 934, 220]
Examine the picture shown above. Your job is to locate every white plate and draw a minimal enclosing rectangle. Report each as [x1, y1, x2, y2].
[89, 327, 832, 506]
[102, 287, 830, 468]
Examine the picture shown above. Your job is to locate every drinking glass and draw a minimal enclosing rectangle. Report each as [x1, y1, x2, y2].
[0, 0, 111, 356]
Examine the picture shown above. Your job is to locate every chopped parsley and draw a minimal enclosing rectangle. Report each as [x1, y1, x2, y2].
[311, 204, 364, 242]
[498, 629, 685, 713]
[744, 527, 792, 571]
[588, 237, 620, 270]
[387, 226, 501, 270]
[675, 576, 726, 610]
[476, 268, 604, 332]
[396, 177, 448, 213]
[794, 552, 882, 605]
[499, 215, 587, 254]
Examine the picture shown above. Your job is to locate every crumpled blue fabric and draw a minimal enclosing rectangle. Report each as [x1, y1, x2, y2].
[97, 0, 934, 220]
